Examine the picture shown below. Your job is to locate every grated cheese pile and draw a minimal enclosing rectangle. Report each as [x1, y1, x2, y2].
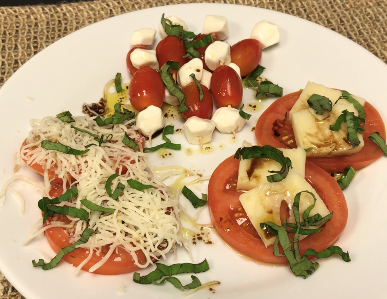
[20, 115, 188, 272]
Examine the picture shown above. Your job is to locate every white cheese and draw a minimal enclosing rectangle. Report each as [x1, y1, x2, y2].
[211, 107, 246, 134]
[130, 28, 156, 47]
[177, 58, 203, 88]
[251, 20, 280, 49]
[158, 16, 188, 39]
[136, 105, 164, 137]
[200, 69, 212, 89]
[183, 116, 216, 145]
[227, 63, 241, 78]
[202, 15, 229, 40]
[129, 49, 158, 70]
[163, 88, 180, 106]
[204, 41, 231, 71]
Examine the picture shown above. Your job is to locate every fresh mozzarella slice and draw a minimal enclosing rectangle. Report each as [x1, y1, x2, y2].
[183, 116, 216, 145]
[239, 169, 330, 247]
[251, 20, 280, 49]
[202, 15, 229, 40]
[227, 62, 241, 78]
[136, 105, 164, 136]
[158, 16, 188, 39]
[130, 28, 157, 47]
[200, 69, 212, 89]
[204, 41, 231, 71]
[130, 49, 158, 70]
[211, 107, 245, 134]
[163, 88, 180, 106]
[237, 142, 306, 191]
[177, 58, 203, 88]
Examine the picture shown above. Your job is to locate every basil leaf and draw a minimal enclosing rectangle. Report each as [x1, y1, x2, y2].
[105, 174, 125, 200]
[336, 165, 355, 190]
[80, 199, 115, 214]
[234, 145, 292, 182]
[95, 103, 135, 126]
[330, 110, 364, 147]
[183, 47, 200, 59]
[153, 275, 202, 291]
[122, 133, 139, 151]
[303, 246, 351, 262]
[184, 34, 213, 50]
[369, 132, 387, 155]
[32, 228, 95, 270]
[256, 81, 283, 99]
[47, 205, 89, 221]
[144, 142, 181, 152]
[71, 125, 99, 140]
[41, 140, 89, 155]
[339, 90, 366, 119]
[307, 94, 332, 115]
[160, 13, 196, 39]
[162, 125, 175, 143]
[133, 259, 209, 285]
[56, 111, 75, 123]
[239, 104, 252, 120]
[244, 65, 265, 87]
[127, 179, 153, 191]
[115, 72, 122, 93]
[181, 186, 207, 208]
[190, 73, 203, 101]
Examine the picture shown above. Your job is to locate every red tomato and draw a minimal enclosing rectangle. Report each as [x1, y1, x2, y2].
[181, 82, 213, 120]
[208, 156, 348, 264]
[255, 91, 387, 172]
[128, 67, 164, 112]
[156, 36, 188, 74]
[230, 39, 262, 77]
[192, 33, 220, 71]
[210, 65, 243, 107]
[125, 45, 147, 77]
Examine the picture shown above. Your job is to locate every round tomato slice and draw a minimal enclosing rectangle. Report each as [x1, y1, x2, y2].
[255, 91, 386, 172]
[208, 156, 348, 265]
[45, 185, 147, 275]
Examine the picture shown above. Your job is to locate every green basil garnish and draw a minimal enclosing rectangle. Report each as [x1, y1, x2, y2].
[80, 199, 115, 214]
[160, 13, 196, 39]
[244, 65, 265, 87]
[330, 110, 365, 147]
[45, 205, 89, 221]
[190, 73, 203, 101]
[127, 179, 153, 191]
[32, 228, 95, 270]
[184, 34, 213, 50]
[95, 103, 135, 126]
[122, 133, 139, 151]
[307, 94, 332, 115]
[105, 174, 125, 200]
[115, 72, 122, 93]
[56, 111, 75, 123]
[133, 259, 209, 291]
[183, 47, 200, 59]
[234, 145, 292, 182]
[368, 132, 387, 155]
[336, 166, 355, 190]
[181, 186, 207, 208]
[162, 125, 175, 143]
[339, 90, 366, 119]
[41, 140, 89, 155]
[239, 104, 252, 120]
[256, 81, 283, 99]
[144, 142, 181, 152]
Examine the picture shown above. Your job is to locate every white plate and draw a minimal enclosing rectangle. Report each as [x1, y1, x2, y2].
[1, 3, 387, 299]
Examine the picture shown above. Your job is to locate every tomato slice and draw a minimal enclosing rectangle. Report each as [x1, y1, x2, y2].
[255, 91, 386, 172]
[208, 156, 348, 265]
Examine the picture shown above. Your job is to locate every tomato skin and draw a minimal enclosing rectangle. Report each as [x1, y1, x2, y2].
[255, 91, 387, 172]
[192, 33, 220, 71]
[181, 82, 213, 120]
[230, 39, 262, 77]
[210, 65, 243, 108]
[156, 36, 188, 73]
[125, 45, 147, 77]
[208, 156, 348, 265]
[128, 67, 164, 112]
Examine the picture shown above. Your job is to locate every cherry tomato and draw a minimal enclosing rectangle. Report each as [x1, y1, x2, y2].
[125, 45, 147, 77]
[181, 82, 213, 120]
[156, 36, 188, 75]
[128, 67, 164, 112]
[210, 65, 243, 107]
[230, 39, 262, 77]
[192, 33, 220, 71]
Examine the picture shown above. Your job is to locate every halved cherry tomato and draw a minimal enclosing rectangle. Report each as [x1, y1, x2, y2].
[208, 156, 348, 264]
[255, 91, 386, 172]
[181, 82, 213, 120]
[125, 45, 147, 77]
[156, 36, 188, 74]
[192, 33, 219, 71]
[210, 65, 243, 108]
[230, 39, 262, 77]
[128, 66, 164, 112]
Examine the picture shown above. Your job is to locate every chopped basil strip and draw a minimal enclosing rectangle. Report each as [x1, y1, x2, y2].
[80, 199, 115, 214]
[304, 147, 313, 152]
[127, 179, 153, 191]
[307, 94, 332, 115]
[160, 13, 196, 39]
[184, 34, 213, 50]
[159, 62, 188, 113]
[122, 133, 139, 151]
[234, 145, 292, 182]
[105, 174, 125, 200]
[183, 47, 200, 59]
[244, 65, 266, 87]
[256, 81, 283, 99]
[41, 140, 89, 155]
[71, 125, 113, 147]
[261, 191, 350, 278]
[239, 104, 252, 120]
[181, 186, 207, 208]
[115, 72, 122, 93]
[46, 205, 89, 221]
[32, 228, 95, 270]
[167, 61, 180, 70]
[162, 125, 175, 143]
[95, 103, 135, 126]
[71, 125, 99, 139]
[369, 132, 387, 155]
[144, 142, 181, 152]
[56, 111, 75, 123]
[190, 73, 203, 101]
[339, 90, 366, 119]
[336, 165, 355, 190]
[330, 110, 364, 147]
[133, 259, 209, 290]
